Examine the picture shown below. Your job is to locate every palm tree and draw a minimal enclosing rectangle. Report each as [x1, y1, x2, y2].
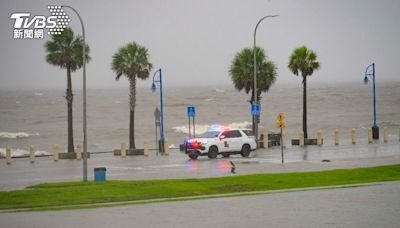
[45, 27, 90, 152]
[288, 46, 320, 139]
[112, 42, 153, 150]
[229, 47, 277, 132]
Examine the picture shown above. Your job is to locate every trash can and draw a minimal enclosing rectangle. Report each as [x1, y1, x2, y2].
[94, 167, 106, 181]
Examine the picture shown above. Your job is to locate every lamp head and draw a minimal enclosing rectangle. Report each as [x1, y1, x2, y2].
[151, 83, 156, 92]
[364, 76, 369, 84]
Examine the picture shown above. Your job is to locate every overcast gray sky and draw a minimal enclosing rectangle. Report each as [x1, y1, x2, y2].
[0, 0, 399, 89]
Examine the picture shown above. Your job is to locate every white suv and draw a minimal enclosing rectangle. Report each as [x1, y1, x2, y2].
[185, 128, 256, 159]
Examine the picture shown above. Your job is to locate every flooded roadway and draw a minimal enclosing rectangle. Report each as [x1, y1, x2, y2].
[1, 141, 399, 190]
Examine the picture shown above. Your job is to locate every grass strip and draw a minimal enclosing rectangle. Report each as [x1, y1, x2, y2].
[1, 164, 399, 211]
[10, 183, 375, 212]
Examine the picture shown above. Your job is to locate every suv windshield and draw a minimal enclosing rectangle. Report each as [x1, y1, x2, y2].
[199, 131, 220, 138]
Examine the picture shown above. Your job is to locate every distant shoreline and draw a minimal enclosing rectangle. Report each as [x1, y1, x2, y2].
[1, 80, 400, 92]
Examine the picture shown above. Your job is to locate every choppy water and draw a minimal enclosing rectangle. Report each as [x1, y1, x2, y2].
[1, 82, 399, 156]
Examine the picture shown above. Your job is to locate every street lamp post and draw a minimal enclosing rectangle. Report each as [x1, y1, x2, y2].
[364, 63, 379, 139]
[253, 15, 278, 147]
[151, 68, 165, 153]
[62, 5, 88, 182]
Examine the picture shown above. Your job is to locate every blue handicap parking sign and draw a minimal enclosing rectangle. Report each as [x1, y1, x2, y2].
[187, 106, 196, 117]
[251, 104, 260, 116]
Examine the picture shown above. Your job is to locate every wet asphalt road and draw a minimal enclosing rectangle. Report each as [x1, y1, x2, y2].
[1, 142, 400, 190]
[1, 142, 400, 227]
[1, 181, 399, 228]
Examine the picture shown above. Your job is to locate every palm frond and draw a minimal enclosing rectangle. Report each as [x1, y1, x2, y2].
[288, 46, 320, 78]
[44, 27, 90, 72]
[229, 47, 277, 99]
[111, 41, 153, 82]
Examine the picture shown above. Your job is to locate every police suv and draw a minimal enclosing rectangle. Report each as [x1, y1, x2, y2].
[185, 127, 256, 159]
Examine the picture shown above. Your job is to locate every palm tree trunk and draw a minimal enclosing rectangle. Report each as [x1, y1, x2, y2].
[303, 76, 308, 139]
[66, 66, 74, 152]
[129, 76, 136, 149]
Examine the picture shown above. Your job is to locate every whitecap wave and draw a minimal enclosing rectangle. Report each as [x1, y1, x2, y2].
[168, 144, 177, 149]
[172, 125, 211, 135]
[214, 89, 225, 93]
[172, 121, 252, 135]
[0, 148, 50, 158]
[34, 92, 43, 96]
[228, 121, 252, 129]
[0, 132, 40, 139]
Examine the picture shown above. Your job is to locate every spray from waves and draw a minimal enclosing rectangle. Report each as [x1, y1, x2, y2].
[0, 132, 40, 139]
[172, 125, 211, 135]
[359, 121, 400, 129]
[172, 121, 252, 135]
[0, 148, 50, 158]
[214, 89, 225, 93]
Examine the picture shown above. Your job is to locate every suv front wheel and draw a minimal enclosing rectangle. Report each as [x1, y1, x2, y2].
[208, 146, 218, 159]
[188, 151, 199, 159]
[241, 144, 251, 157]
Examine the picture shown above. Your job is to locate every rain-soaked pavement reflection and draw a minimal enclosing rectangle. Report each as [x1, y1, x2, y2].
[0, 141, 399, 190]
[185, 159, 233, 175]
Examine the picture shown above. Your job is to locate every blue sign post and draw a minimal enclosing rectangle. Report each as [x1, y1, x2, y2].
[251, 104, 260, 116]
[187, 106, 196, 117]
[187, 106, 196, 138]
[251, 104, 260, 148]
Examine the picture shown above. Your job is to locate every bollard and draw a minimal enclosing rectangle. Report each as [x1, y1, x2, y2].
[6, 147, 11, 165]
[334, 129, 339, 145]
[144, 141, 149, 157]
[121, 143, 126, 158]
[368, 128, 373, 144]
[29, 145, 35, 163]
[383, 127, 388, 143]
[53, 144, 59, 161]
[259, 134, 264, 149]
[282, 130, 286, 148]
[263, 130, 268, 149]
[76, 144, 82, 160]
[317, 130, 322, 146]
[164, 141, 169, 156]
[351, 128, 356, 144]
[299, 131, 304, 147]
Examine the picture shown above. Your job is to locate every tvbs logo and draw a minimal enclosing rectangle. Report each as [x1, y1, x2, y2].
[10, 6, 70, 39]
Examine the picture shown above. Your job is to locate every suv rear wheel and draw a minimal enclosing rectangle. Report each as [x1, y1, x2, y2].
[241, 144, 251, 157]
[208, 146, 218, 159]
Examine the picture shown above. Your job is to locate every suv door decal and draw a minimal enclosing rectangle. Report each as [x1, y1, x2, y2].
[224, 141, 229, 147]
